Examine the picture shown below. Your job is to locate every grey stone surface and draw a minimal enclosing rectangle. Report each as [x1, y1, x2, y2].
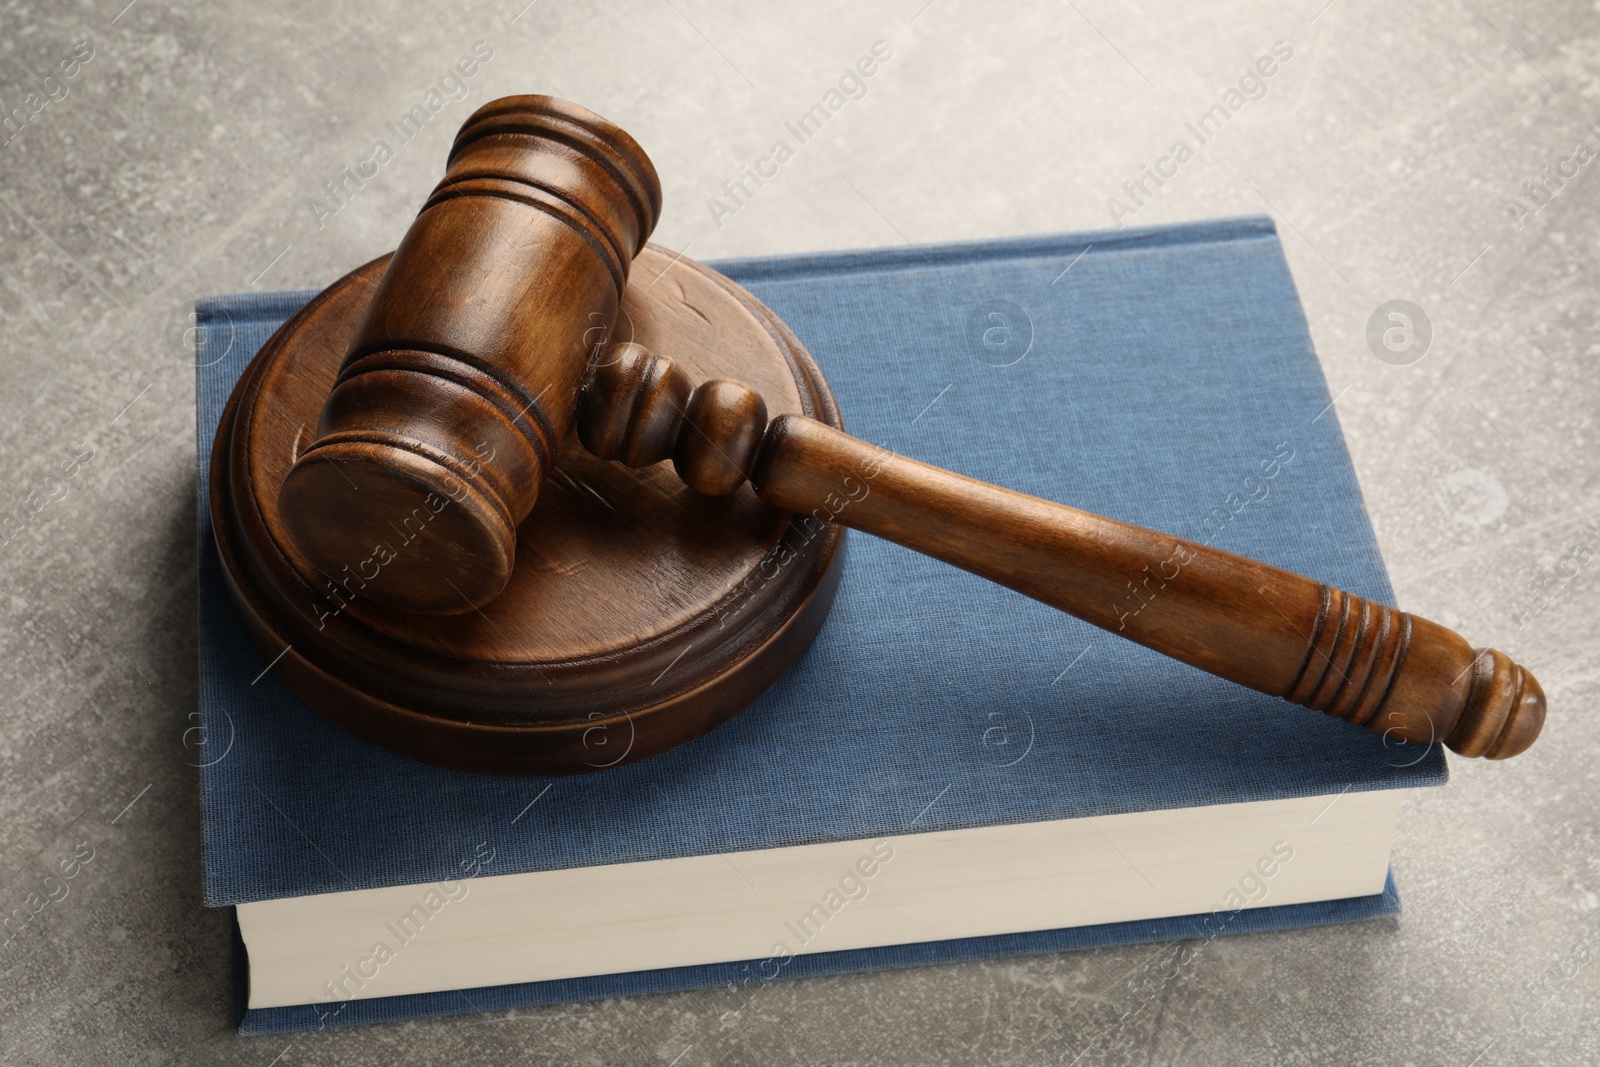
[1, 0, 1596, 1063]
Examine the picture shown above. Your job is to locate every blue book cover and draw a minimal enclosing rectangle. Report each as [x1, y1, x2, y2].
[193, 216, 1444, 1034]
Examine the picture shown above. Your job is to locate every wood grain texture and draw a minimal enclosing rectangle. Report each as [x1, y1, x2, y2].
[279, 95, 663, 613]
[260, 93, 1542, 766]
[211, 249, 845, 775]
[581, 346, 1546, 760]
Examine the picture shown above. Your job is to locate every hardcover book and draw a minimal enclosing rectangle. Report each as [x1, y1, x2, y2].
[192, 215, 1445, 1035]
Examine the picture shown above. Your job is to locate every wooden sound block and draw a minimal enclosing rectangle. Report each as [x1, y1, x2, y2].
[210, 246, 845, 776]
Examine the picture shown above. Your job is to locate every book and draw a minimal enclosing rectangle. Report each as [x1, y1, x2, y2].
[193, 215, 1446, 1035]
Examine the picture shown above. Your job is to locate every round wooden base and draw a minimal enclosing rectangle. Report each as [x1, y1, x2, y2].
[210, 247, 845, 776]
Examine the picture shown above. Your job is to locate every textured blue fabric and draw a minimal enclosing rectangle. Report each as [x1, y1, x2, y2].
[236, 870, 1401, 1034]
[195, 216, 1443, 1029]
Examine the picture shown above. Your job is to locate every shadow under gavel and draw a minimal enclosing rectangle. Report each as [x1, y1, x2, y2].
[574, 345, 1544, 761]
[276, 94, 1544, 761]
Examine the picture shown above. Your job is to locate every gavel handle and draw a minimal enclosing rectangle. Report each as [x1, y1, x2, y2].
[580, 347, 1546, 759]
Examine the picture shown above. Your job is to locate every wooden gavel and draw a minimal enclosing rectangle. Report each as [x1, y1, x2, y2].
[278, 95, 1544, 760]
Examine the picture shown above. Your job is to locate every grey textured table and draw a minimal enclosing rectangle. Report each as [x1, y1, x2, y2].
[2, 1, 1596, 1064]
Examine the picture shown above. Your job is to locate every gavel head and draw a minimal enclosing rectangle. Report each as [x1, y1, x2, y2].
[278, 96, 660, 614]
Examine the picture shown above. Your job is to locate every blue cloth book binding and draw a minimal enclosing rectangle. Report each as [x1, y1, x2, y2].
[194, 215, 1445, 1035]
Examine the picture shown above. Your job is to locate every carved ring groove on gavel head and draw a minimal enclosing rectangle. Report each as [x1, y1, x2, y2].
[278, 95, 661, 614]
[272, 93, 1545, 762]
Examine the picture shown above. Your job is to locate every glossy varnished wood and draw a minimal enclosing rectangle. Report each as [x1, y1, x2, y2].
[279, 96, 664, 613]
[259, 93, 1543, 768]
[212, 248, 844, 775]
[582, 346, 1546, 759]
